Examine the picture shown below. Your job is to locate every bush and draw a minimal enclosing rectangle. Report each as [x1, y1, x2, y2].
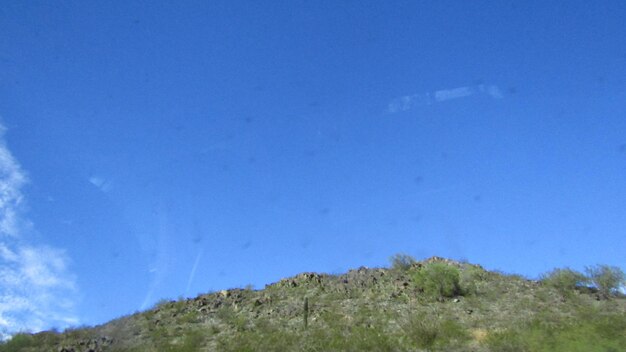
[402, 316, 438, 349]
[484, 313, 626, 352]
[540, 268, 588, 294]
[413, 262, 462, 299]
[402, 314, 469, 350]
[170, 330, 204, 352]
[0, 333, 35, 352]
[389, 253, 416, 271]
[459, 265, 488, 295]
[484, 328, 529, 352]
[585, 265, 626, 298]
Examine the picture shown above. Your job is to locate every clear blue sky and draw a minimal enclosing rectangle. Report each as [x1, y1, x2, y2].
[1, 0, 625, 335]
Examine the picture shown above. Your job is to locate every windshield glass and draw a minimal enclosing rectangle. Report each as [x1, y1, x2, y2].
[1, 1, 625, 335]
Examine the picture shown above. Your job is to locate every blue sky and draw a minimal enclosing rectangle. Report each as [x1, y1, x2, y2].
[1, 0, 625, 335]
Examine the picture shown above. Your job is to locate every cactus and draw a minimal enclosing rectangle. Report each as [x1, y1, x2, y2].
[303, 296, 309, 329]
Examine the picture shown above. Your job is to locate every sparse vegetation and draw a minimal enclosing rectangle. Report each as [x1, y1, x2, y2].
[1, 255, 625, 351]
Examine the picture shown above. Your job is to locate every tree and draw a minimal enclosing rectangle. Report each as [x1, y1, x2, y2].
[585, 265, 626, 298]
[389, 253, 417, 271]
[540, 268, 588, 294]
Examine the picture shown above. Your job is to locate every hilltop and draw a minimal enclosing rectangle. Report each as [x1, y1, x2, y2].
[2, 256, 625, 351]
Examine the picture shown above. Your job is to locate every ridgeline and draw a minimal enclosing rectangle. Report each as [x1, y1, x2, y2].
[2, 256, 625, 351]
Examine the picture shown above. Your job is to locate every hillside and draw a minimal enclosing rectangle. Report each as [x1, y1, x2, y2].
[2, 256, 625, 351]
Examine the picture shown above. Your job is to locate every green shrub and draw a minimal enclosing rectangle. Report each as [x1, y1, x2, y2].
[389, 253, 416, 271]
[585, 265, 626, 298]
[485, 313, 626, 352]
[216, 328, 298, 352]
[413, 262, 462, 299]
[459, 265, 488, 295]
[154, 298, 173, 309]
[0, 333, 35, 352]
[177, 310, 200, 324]
[334, 325, 400, 351]
[402, 314, 469, 350]
[540, 268, 588, 294]
[484, 328, 529, 352]
[168, 330, 204, 352]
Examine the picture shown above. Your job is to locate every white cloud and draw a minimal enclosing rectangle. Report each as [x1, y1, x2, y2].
[0, 144, 27, 238]
[387, 83, 504, 113]
[0, 124, 78, 340]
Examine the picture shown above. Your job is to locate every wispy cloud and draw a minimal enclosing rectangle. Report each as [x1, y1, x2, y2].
[89, 176, 112, 192]
[0, 124, 78, 339]
[387, 84, 503, 113]
[434, 86, 473, 102]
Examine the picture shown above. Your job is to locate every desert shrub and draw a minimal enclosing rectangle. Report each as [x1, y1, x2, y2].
[177, 310, 200, 324]
[484, 328, 529, 352]
[168, 330, 204, 352]
[326, 325, 400, 351]
[154, 298, 173, 309]
[459, 265, 488, 295]
[405, 317, 438, 349]
[485, 313, 626, 352]
[402, 314, 469, 351]
[389, 253, 416, 271]
[585, 265, 626, 298]
[413, 262, 462, 299]
[62, 326, 94, 341]
[148, 329, 204, 352]
[0, 333, 35, 352]
[32, 331, 61, 347]
[435, 319, 471, 349]
[216, 328, 298, 352]
[540, 268, 588, 294]
[216, 307, 248, 332]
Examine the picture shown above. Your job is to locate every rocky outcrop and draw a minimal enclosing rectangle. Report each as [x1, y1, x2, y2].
[57, 336, 113, 352]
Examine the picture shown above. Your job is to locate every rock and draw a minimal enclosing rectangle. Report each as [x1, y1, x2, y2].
[254, 296, 271, 307]
[102, 336, 113, 345]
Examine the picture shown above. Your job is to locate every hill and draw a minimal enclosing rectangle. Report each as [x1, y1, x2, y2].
[2, 256, 625, 351]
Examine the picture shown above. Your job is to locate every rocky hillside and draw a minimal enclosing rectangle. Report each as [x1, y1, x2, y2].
[2, 256, 625, 351]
